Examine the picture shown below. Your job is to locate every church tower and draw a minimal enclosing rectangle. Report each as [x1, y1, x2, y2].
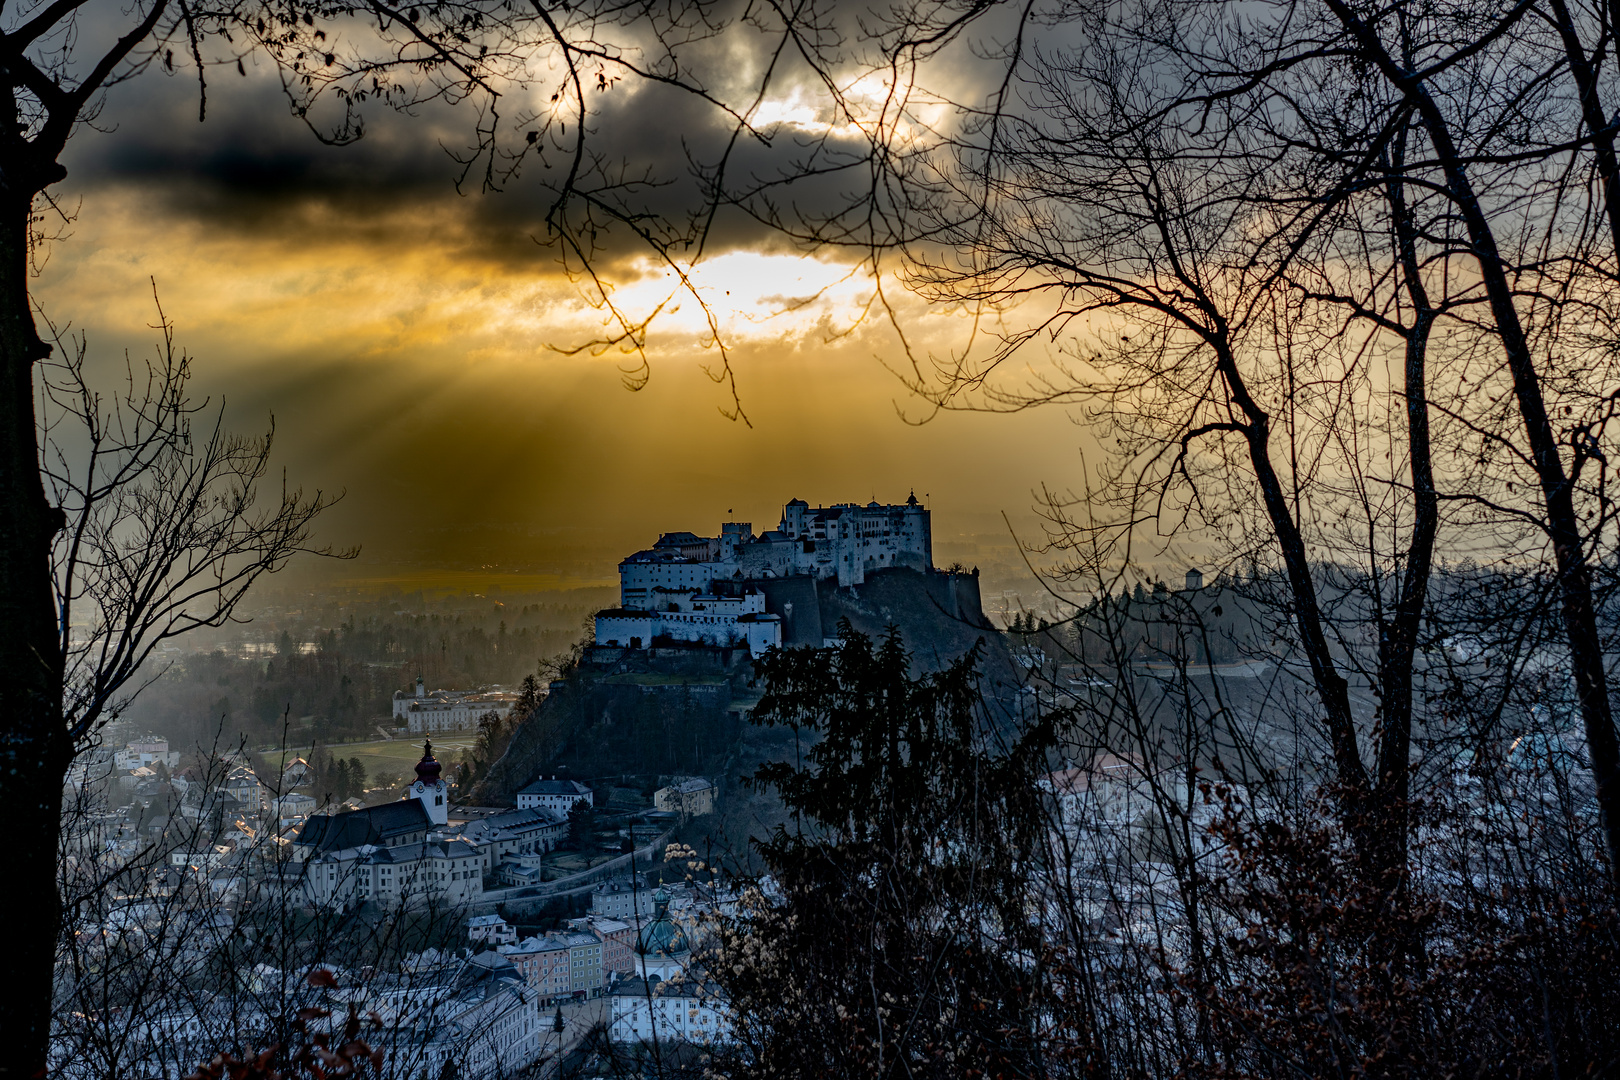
[409, 739, 448, 826]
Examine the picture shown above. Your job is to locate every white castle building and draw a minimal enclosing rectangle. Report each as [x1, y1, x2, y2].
[594, 494, 932, 656]
[393, 677, 519, 733]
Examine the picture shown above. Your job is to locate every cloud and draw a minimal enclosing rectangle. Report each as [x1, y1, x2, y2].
[58, 29, 885, 275]
[34, 1, 1093, 596]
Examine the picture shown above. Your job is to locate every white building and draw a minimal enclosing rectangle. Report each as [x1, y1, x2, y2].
[433, 976, 542, 1080]
[468, 914, 518, 947]
[752, 494, 932, 587]
[595, 589, 783, 657]
[114, 737, 181, 772]
[393, 676, 520, 734]
[653, 778, 714, 818]
[590, 875, 656, 921]
[289, 744, 566, 910]
[515, 777, 594, 815]
[221, 766, 266, 812]
[609, 977, 732, 1047]
[595, 494, 931, 656]
[616, 545, 734, 610]
[273, 792, 318, 824]
[393, 957, 545, 1080]
[295, 835, 488, 910]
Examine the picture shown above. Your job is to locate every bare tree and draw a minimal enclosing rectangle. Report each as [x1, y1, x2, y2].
[15, 293, 341, 1073]
[688, 0, 1620, 897]
[42, 292, 342, 752]
[1, 0, 846, 1065]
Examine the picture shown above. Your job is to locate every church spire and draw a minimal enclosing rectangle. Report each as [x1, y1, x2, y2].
[410, 738, 447, 825]
[415, 739, 442, 783]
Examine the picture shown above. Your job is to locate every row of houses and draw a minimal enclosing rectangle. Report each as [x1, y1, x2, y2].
[60, 954, 550, 1080]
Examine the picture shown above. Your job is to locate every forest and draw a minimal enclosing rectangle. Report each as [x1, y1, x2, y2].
[115, 590, 609, 754]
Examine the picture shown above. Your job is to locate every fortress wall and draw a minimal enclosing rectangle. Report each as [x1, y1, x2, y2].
[752, 576, 824, 647]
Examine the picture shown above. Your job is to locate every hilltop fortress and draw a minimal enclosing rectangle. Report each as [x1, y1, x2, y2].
[594, 495, 963, 657]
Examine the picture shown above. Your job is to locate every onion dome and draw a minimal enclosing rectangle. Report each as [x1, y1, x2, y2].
[415, 740, 442, 784]
[636, 911, 688, 959]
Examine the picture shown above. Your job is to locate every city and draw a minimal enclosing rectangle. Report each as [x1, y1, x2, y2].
[12, 1, 1620, 1075]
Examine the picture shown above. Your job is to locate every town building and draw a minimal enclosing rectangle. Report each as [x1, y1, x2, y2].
[437, 974, 542, 1080]
[292, 799, 434, 860]
[281, 757, 314, 788]
[609, 977, 733, 1047]
[505, 934, 571, 1001]
[273, 792, 317, 825]
[451, 806, 568, 875]
[115, 737, 181, 772]
[594, 588, 782, 656]
[653, 778, 714, 818]
[467, 914, 517, 947]
[633, 889, 692, 980]
[221, 766, 266, 812]
[562, 931, 604, 995]
[409, 740, 450, 827]
[296, 834, 487, 909]
[396, 954, 545, 1080]
[502, 930, 603, 1001]
[515, 777, 593, 815]
[590, 875, 655, 922]
[289, 743, 568, 910]
[393, 675, 520, 734]
[574, 916, 636, 977]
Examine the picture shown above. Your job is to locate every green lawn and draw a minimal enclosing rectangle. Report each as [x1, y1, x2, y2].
[259, 736, 480, 791]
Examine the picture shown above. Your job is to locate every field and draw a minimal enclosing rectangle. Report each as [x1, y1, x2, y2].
[260, 735, 480, 790]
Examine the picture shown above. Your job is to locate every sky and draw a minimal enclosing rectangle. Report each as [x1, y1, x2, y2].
[33, 16, 1104, 604]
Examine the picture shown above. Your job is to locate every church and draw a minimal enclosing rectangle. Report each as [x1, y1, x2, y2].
[289, 742, 567, 910]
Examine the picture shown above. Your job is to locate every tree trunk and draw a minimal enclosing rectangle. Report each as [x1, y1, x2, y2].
[0, 190, 69, 1080]
[1368, 128, 1439, 916]
[1328, 0, 1620, 897]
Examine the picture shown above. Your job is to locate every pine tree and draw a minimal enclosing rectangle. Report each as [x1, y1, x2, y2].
[334, 759, 352, 803]
[714, 622, 1058, 1078]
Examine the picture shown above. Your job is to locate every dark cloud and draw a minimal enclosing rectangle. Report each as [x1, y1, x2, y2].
[35, 2, 1078, 601]
[59, 31, 884, 272]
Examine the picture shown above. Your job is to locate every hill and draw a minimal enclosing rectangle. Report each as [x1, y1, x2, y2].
[475, 567, 1013, 806]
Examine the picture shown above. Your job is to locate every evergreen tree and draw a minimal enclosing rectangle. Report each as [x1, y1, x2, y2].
[567, 799, 596, 849]
[711, 622, 1059, 1078]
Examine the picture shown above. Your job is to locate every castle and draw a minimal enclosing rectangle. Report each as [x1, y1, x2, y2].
[594, 495, 933, 657]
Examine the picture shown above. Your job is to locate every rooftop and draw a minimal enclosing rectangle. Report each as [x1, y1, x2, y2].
[294, 800, 432, 852]
[518, 778, 591, 797]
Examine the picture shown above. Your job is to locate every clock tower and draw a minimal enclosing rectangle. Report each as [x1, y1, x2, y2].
[409, 739, 448, 826]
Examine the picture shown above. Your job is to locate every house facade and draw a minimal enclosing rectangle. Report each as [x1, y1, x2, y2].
[609, 978, 733, 1047]
[288, 744, 566, 910]
[393, 675, 520, 734]
[515, 778, 593, 815]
